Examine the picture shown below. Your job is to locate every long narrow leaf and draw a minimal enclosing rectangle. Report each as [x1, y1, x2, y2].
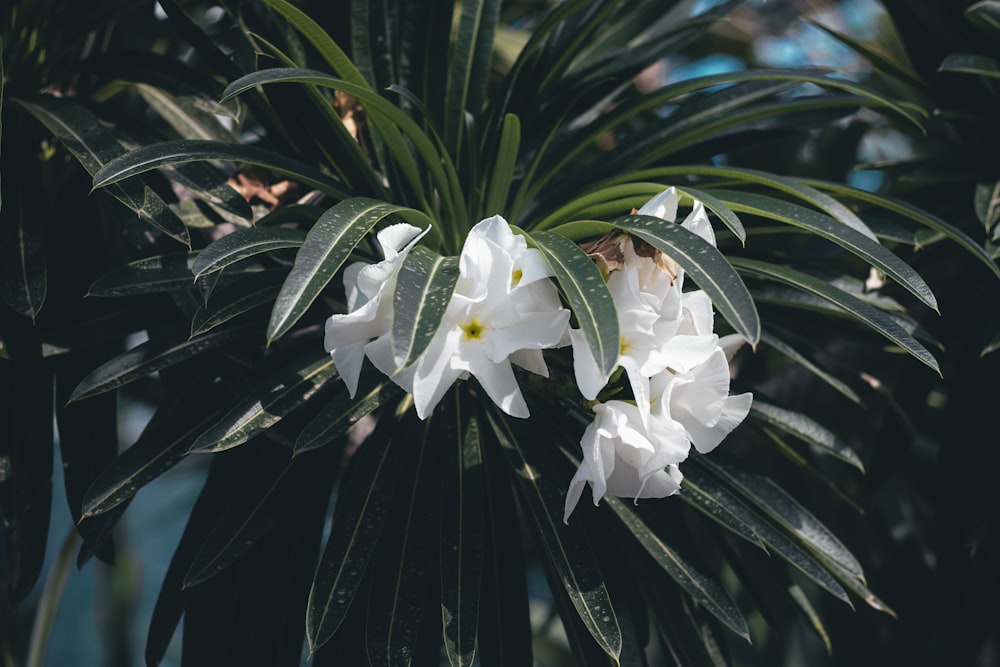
[306, 415, 413, 651]
[294, 371, 403, 454]
[712, 189, 937, 311]
[192, 227, 306, 277]
[92, 138, 348, 199]
[188, 355, 338, 453]
[483, 113, 520, 218]
[69, 324, 256, 402]
[392, 246, 460, 369]
[486, 406, 622, 661]
[14, 98, 190, 246]
[445, 0, 501, 156]
[606, 496, 749, 641]
[529, 230, 620, 377]
[731, 257, 940, 373]
[267, 197, 434, 342]
[749, 400, 864, 471]
[609, 213, 761, 345]
[801, 178, 1000, 280]
[440, 395, 485, 667]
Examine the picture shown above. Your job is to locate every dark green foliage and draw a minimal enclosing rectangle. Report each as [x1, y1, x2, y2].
[1, 1, 998, 665]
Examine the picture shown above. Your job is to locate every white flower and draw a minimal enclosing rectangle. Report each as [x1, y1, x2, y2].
[562, 400, 685, 523]
[324, 223, 428, 396]
[570, 189, 719, 407]
[366, 215, 570, 419]
[650, 347, 753, 455]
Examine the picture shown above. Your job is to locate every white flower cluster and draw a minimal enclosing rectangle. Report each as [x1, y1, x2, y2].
[323, 188, 751, 522]
[324, 215, 570, 420]
[562, 189, 752, 522]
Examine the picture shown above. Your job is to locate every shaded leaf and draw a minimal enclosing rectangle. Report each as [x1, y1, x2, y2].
[731, 257, 940, 373]
[69, 324, 256, 402]
[134, 82, 239, 143]
[681, 461, 851, 604]
[0, 146, 46, 319]
[749, 399, 864, 471]
[715, 189, 937, 311]
[188, 354, 338, 453]
[759, 329, 862, 405]
[939, 53, 1000, 79]
[366, 418, 437, 665]
[13, 97, 190, 246]
[294, 371, 402, 455]
[483, 113, 520, 219]
[486, 406, 622, 661]
[445, 0, 501, 155]
[440, 394, 485, 667]
[606, 496, 749, 641]
[81, 393, 223, 518]
[191, 273, 282, 336]
[306, 414, 413, 651]
[92, 138, 349, 199]
[192, 227, 307, 277]
[800, 178, 1000, 281]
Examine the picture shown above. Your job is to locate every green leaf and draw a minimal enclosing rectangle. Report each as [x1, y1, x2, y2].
[294, 372, 403, 455]
[483, 113, 520, 218]
[606, 496, 749, 641]
[133, 82, 238, 143]
[445, 0, 501, 156]
[88, 252, 199, 296]
[184, 458, 303, 587]
[259, 0, 369, 87]
[14, 98, 190, 246]
[681, 461, 850, 604]
[674, 186, 746, 244]
[440, 396, 485, 667]
[709, 460, 865, 582]
[759, 329, 862, 405]
[70, 324, 256, 402]
[731, 257, 940, 373]
[609, 213, 761, 345]
[306, 414, 414, 652]
[267, 197, 434, 342]
[939, 53, 1000, 79]
[804, 19, 924, 88]
[365, 419, 436, 665]
[221, 68, 462, 224]
[190, 273, 282, 336]
[529, 230, 620, 377]
[192, 227, 307, 277]
[974, 181, 1000, 232]
[801, 178, 1000, 281]
[749, 399, 864, 471]
[714, 189, 937, 312]
[159, 161, 252, 223]
[92, 138, 349, 199]
[392, 245, 460, 369]
[188, 354, 338, 453]
[0, 161, 46, 320]
[486, 406, 622, 661]
[966, 1, 1000, 31]
[81, 396, 222, 517]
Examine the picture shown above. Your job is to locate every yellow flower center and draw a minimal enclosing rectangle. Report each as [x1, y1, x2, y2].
[511, 268, 523, 287]
[461, 317, 486, 341]
[620, 337, 631, 355]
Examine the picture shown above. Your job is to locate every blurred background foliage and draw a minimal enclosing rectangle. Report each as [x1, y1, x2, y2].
[1, 0, 998, 665]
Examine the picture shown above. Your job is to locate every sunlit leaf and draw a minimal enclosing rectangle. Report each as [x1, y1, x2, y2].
[267, 197, 434, 342]
[529, 230, 620, 377]
[192, 227, 306, 277]
[392, 245, 460, 369]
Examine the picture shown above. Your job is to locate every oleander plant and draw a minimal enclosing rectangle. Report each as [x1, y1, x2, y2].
[2, 0, 998, 665]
